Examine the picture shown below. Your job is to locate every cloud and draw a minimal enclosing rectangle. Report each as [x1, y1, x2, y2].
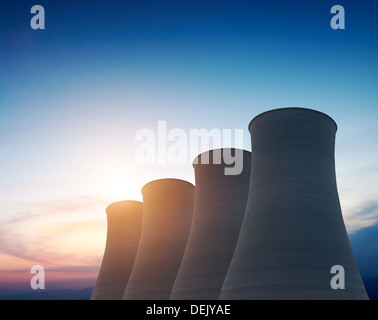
[0, 196, 107, 270]
[344, 201, 378, 234]
[0, 195, 108, 295]
[0, 196, 105, 224]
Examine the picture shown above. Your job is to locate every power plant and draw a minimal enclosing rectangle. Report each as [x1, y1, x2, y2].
[170, 148, 251, 299]
[92, 107, 368, 300]
[123, 178, 195, 300]
[91, 200, 142, 300]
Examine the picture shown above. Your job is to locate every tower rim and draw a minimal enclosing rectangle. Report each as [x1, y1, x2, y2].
[248, 107, 338, 133]
[141, 178, 195, 195]
[105, 200, 143, 215]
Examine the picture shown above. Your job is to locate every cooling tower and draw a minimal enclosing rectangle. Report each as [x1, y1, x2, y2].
[91, 200, 142, 300]
[220, 107, 368, 300]
[170, 148, 251, 299]
[123, 178, 195, 300]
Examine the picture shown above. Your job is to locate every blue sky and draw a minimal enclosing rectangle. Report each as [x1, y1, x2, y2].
[0, 0, 377, 295]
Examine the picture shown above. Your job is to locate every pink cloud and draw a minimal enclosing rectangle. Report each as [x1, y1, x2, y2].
[0, 196, 108, 296]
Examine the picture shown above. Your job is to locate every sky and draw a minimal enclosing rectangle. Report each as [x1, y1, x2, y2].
[0, 0, 378, 296]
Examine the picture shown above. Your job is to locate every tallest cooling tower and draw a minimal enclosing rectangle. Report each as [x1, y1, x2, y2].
[220, 107, 368, 300]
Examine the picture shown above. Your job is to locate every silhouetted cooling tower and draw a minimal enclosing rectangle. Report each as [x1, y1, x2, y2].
[123, 179, 195, 300]
[220, 107, 368, 300]
[170, 148, 251, 299]
[91, 200, 142, 300]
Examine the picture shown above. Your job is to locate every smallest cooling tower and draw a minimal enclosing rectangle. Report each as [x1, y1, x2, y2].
[170, 148, 251, 299]
[123, 179, 195, 300]
[91, 200, 143, 300]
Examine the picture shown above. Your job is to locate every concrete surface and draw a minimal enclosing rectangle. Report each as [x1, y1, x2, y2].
[91, 200, 143, 300]
[123, 179, 195, 300]
[220, 108, 368, 300]
[170, 148, 251, 299]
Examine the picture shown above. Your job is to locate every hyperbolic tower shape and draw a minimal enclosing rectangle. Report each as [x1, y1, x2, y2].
[220, 107, 368, 300]
[170, 148, 251, 299]
[91, 200, 143, 300]
[123, 178, 195, 300]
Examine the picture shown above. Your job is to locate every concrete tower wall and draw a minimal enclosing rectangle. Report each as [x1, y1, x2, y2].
[91, 200, 143, 300]
[123, 179, 195, 300]
[220, 108, 368, 300]
[170, 148, 251, 299]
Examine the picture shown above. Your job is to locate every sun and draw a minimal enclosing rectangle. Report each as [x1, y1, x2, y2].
[104, 176, 136, 201]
